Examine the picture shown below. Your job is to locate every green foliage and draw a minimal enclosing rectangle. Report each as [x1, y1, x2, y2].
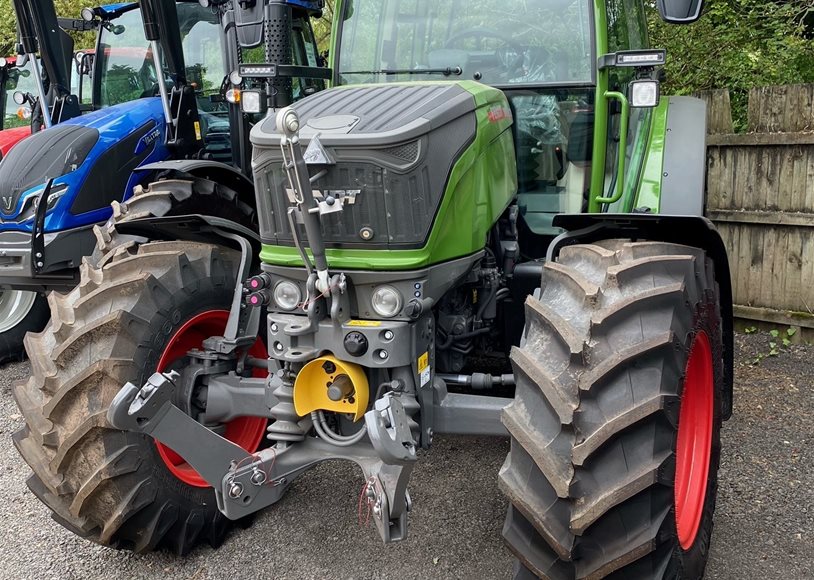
[647, 0, 814, 131]
[0, 0, 96, 56]
[750, 327, 799, 364]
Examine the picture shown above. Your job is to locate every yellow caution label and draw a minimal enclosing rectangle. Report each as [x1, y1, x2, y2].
[193, 121, 202, 141]
[418, 352, 429, 372]
[347, 320, 382, 328]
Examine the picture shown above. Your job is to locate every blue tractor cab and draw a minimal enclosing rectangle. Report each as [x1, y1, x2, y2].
[0, 0, 326, 361]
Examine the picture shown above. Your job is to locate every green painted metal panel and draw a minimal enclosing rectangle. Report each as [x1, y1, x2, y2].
[260, 81, 517, 270]
[635, 98, 669, 213]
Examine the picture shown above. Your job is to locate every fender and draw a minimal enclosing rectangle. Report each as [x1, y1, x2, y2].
[550, 213, 734, 421]
[139, 159, 256, 209]
[115, 213, 261, 258]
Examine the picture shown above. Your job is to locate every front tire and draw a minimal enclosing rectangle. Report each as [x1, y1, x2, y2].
[500, 241, 724, 579]
[13, 241, 262, 554]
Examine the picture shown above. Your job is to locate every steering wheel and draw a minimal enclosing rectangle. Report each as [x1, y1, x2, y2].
[444, 27, 525, 77]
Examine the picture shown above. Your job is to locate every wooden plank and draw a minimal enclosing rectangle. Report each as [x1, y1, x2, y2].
[790, 146, 807, 213]
[783, 228, 804, 313]
[700, 89, 734, 135]
[805, 149, 814, 213]
[747, 86, 762, 133]
[708, 209, 814, 227]
[802, 230, 814, 314]
[775, 146, 795, 212]
[706, 133, 814, 146]
[759, 226, 776, 308]
[773, 228, 789, 310]
[734, 305, 814, 330]
[730, 147, 747, 212]
[769, 86, 787, 132]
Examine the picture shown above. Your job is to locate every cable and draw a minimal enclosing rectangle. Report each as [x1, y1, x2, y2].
[311, 411, 367, 446]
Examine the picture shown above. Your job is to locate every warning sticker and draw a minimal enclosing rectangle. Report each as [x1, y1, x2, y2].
[420, 367, 431, 387]
[417, 352, 429, 372]
[193, 121, 202, 141]
[347, 320, 382, 328]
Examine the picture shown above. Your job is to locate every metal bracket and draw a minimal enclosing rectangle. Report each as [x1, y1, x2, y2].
[202, 227, 262, 354]
[108, 372, 418, 544]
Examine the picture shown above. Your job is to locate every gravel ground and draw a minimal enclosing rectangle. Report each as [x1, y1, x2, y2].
[0, 332, 811, 579]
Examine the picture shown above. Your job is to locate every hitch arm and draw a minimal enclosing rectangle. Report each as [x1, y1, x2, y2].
[108, 372, 253, 487]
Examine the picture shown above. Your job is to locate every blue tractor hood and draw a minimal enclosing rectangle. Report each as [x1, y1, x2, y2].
[0, 97, 170, 233]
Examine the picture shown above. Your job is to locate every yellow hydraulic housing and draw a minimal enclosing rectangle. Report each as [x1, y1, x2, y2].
[293, 355, 369, 422]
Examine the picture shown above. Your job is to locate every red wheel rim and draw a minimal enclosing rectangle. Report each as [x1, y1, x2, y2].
[675, 330, 714, 550]
[154, 310, 267, 488]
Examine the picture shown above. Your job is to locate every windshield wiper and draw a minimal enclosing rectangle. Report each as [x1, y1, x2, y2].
[342, 66, 463, 77]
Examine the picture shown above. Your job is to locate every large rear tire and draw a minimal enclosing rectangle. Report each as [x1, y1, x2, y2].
[500, 241, 724, 579]
[13, 241, 262, 554]
[0, 290, 49, 364]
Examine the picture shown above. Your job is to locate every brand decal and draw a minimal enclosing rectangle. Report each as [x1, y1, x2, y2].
[285, 188, 361, 206]
[135, 127, 161, 155]
[1, 196, 12, 211]
[487, 106, 511, 123]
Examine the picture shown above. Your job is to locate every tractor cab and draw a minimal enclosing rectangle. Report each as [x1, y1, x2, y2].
[333, 0, 658, 244]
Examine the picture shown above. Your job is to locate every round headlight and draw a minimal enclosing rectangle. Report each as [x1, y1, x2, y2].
[12, 91, 25, 105]
[229, 69, 243, 86]
[273, 281, 301, 311]
[371, 285, 402, 318]
[80, 7, 95, 22]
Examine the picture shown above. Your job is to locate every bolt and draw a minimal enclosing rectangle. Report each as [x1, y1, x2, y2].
[35, 252, 42, 258]
[378, 350, 388, 360]
[228, 481, 244, 499]
[274, 342, 284, 351]
[372, 501, 382, 518]
[322, 360, 337, 374]
[250, 469, 267, 486]
[271, 323, 279, 333]
[383, 330, 394, 341]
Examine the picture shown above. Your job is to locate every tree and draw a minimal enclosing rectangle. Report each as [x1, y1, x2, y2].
[647, 0, 814, 130]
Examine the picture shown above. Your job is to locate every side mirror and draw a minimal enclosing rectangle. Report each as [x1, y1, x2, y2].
[74, 51, 85, 74]
[657, 0, 704, 24]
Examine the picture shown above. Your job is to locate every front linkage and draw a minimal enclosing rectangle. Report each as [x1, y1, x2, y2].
[107, 107, 508, 544]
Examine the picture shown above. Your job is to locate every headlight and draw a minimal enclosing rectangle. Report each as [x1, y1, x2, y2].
[371, 285, 402, 318]
[273, 280, 301, 311]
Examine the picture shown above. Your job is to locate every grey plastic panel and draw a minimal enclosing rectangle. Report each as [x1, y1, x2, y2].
[659, 96, 707, 216]
[251, 84, 475, 147]
[252, 84, 478, 249]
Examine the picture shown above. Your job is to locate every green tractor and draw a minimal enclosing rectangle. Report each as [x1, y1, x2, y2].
[13, 0, 732, 577]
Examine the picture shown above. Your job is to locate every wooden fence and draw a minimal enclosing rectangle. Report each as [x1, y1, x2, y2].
[698, 85, 814, 330]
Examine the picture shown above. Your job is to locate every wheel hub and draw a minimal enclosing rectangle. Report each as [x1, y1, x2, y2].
[675, 330, 714, 550]
[154, 309, 267, 488]
[0, 289, 37, 333]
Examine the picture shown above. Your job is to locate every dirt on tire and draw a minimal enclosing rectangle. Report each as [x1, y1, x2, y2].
[500, 240, 725, 579]
[12, 240, 246, 554]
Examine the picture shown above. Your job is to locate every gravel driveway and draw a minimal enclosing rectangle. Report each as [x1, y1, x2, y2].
[0, 333, 811, 579]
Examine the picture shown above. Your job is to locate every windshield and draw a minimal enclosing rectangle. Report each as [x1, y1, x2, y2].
[96, 9, 157, 107]
[3, 59, 37, 129]
[337, 0, 593, 86]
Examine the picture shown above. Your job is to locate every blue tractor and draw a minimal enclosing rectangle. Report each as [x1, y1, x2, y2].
[0, 0, 261, 360]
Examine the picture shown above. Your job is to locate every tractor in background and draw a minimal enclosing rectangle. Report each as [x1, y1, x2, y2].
[0, 57, 35, 156]
[14, 0, 731, 578]
[0, 0, 322, 361]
